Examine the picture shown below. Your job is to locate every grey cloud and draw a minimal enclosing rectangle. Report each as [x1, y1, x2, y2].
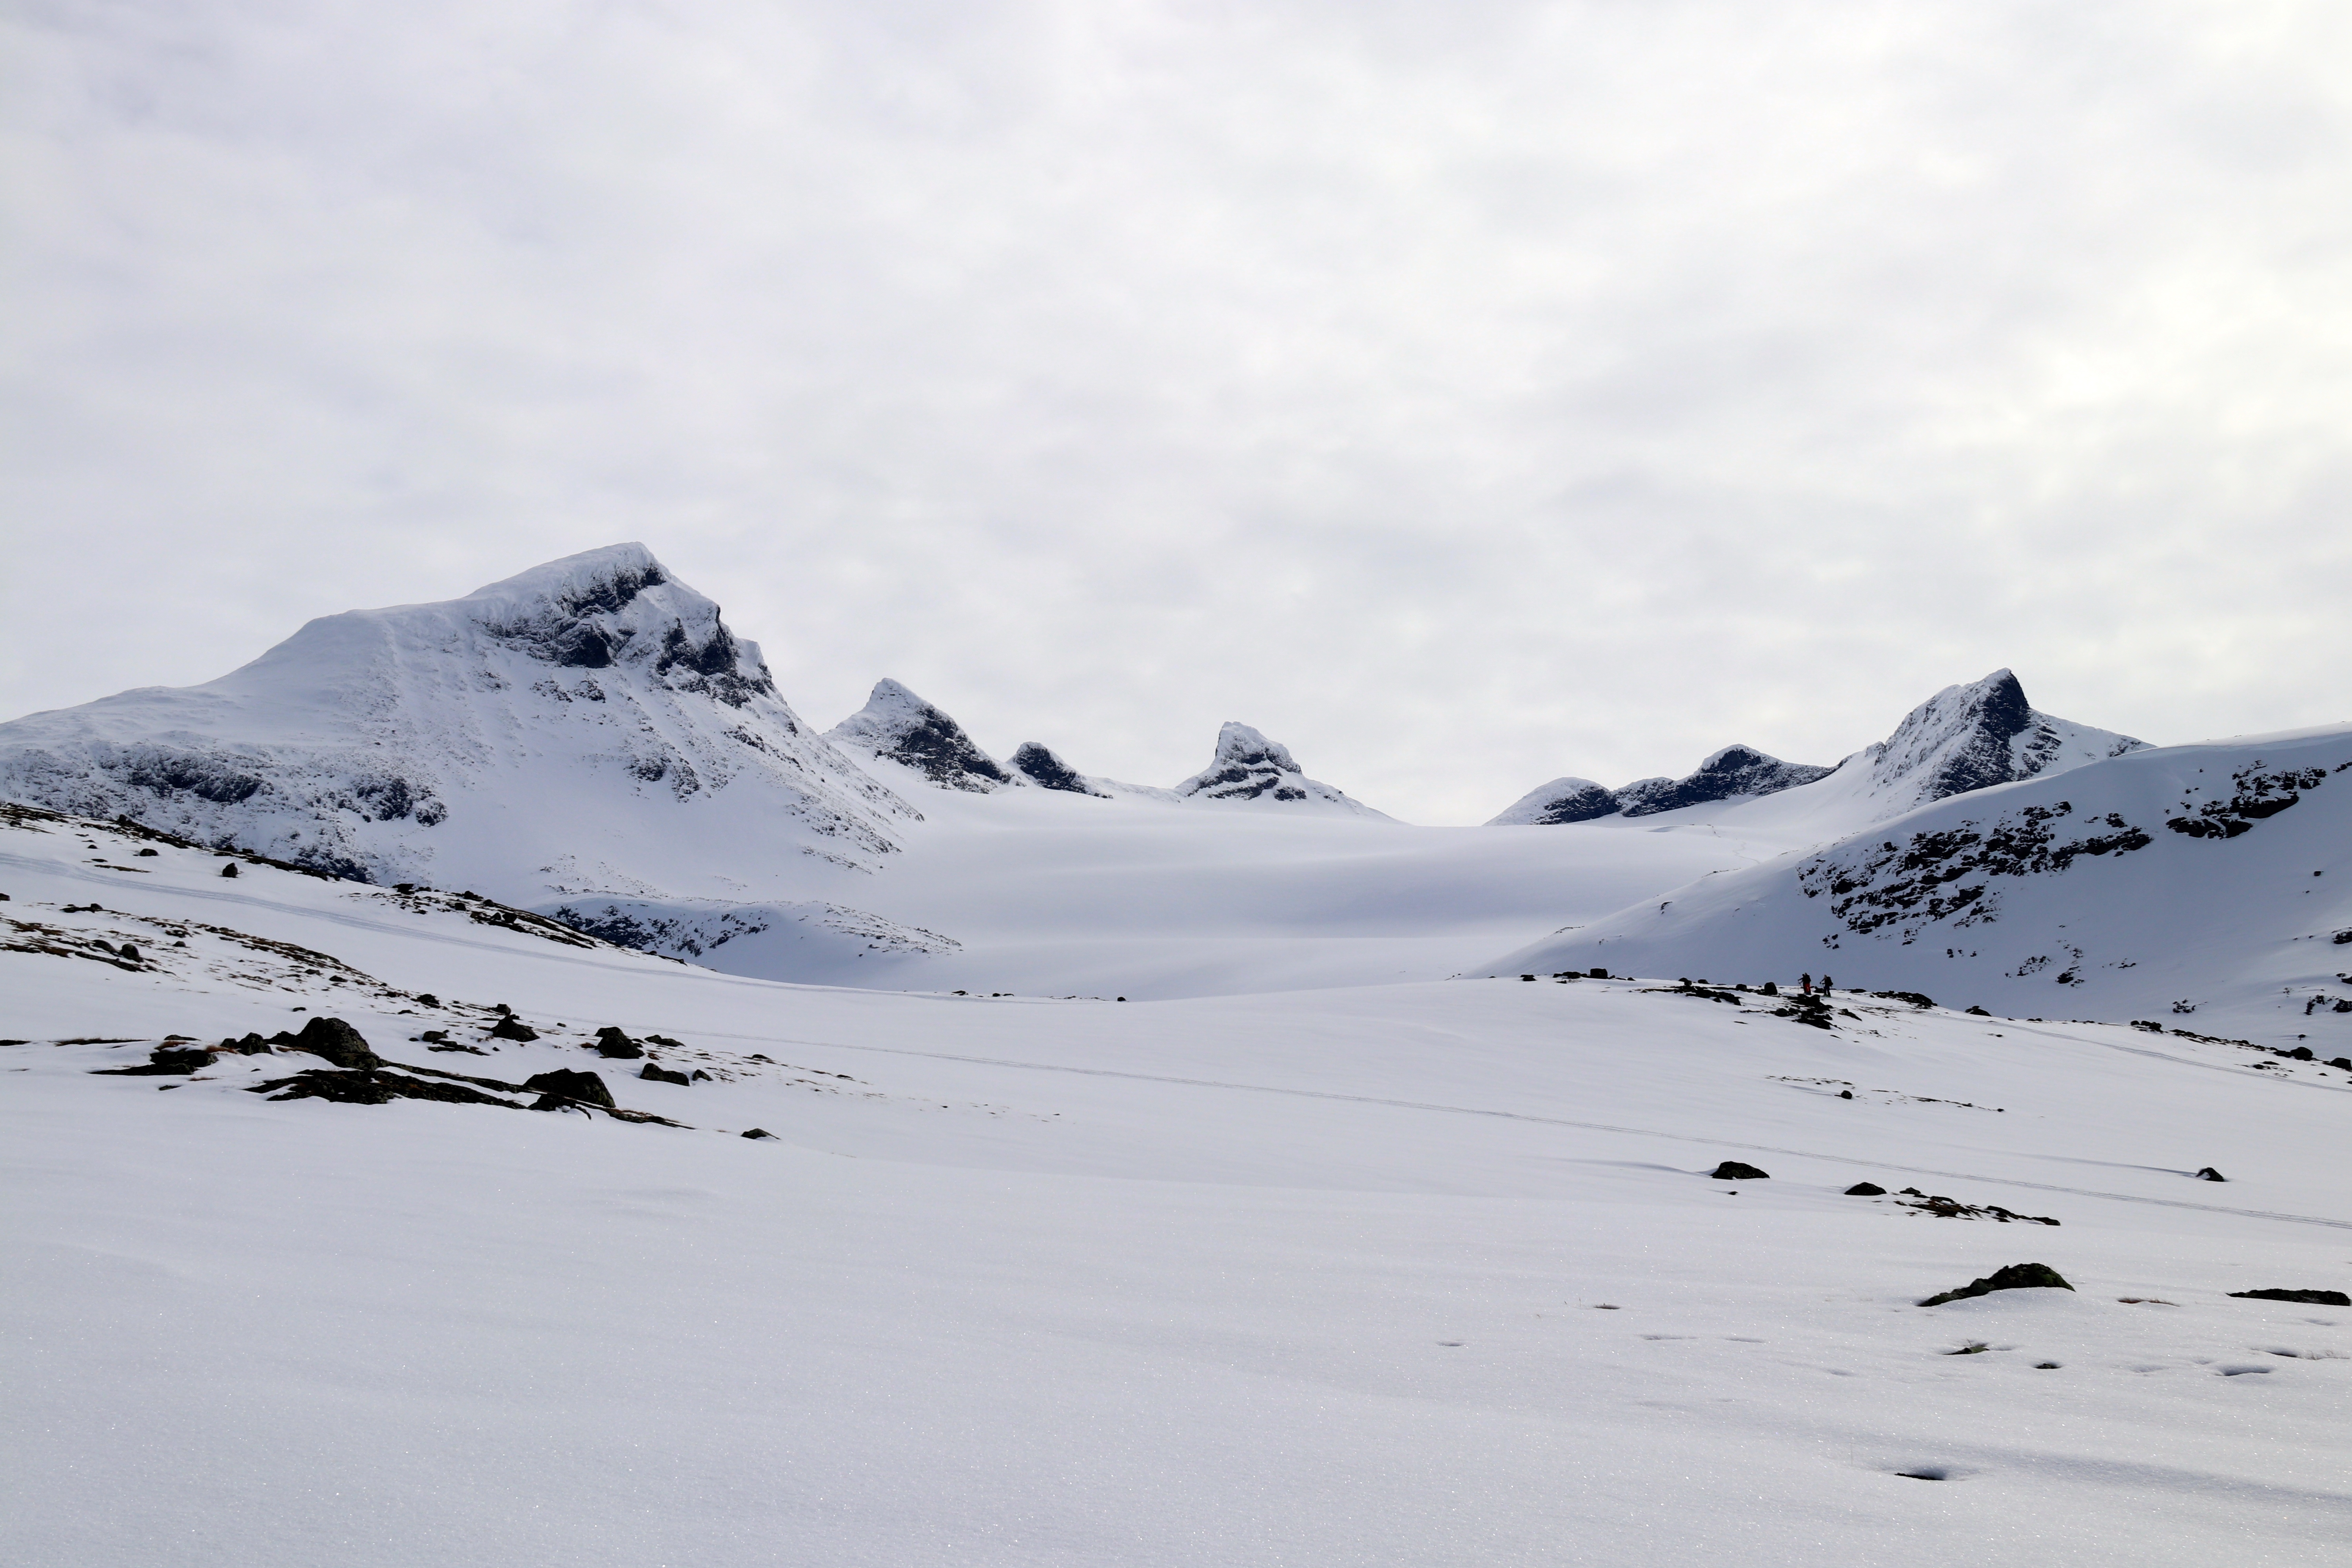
[5, 1, 2348, 822]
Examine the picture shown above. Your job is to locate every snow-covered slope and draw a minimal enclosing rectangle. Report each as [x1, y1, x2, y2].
[1486, 671, 2142, 836]
[1173, 722, 1392, 818]
[0, 545, 917, 895]
[7, 802, 2351, 1568]
[826, 678, 1016, 793]
[1489, 726, 2352, 1043]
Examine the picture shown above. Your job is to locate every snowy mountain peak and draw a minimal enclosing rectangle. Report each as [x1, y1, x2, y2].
[1009, 742, 1108, 797]
[452, 543, 773, 706]
[0, 546, 916, 889]
[1855, 669, 2146, 813]
[1174, 723, 1391, 817]
[827, 680, 1014, 793]
[1486, 777, 1619, 826]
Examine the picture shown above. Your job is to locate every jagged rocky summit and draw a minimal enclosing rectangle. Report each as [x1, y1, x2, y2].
[827, 679, 1016, 793]
[0, 544, 918, 890]
[1010, 742, 1108, 797]
[1485, 671, 2143, 829]
[1173, 724, 1391, 818]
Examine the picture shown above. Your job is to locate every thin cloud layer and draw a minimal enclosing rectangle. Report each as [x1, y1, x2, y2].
[6, 1, 2349, 822]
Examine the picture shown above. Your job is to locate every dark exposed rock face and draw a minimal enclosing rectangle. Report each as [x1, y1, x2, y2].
[828, 679, 1013, 792]
[1918, 1262, 2073, 1306]
[1798, 800, 2155, 941]
[275, 1016, 383, 1071]
[592, 1027, 644, 1059]
[1010, 742, 1107, 797]
[1616, 747, 1835, 818]
[2165, 763, 2328, 840]
[2229, 1288, 2352, 1306]
[1487, 778, 1620, 826]
[521, 1068, 615, 1110]
[249, 1068, 521, 1108]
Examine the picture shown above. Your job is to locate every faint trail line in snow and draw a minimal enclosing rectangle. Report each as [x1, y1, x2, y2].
[710, 1030, 2352, 1232]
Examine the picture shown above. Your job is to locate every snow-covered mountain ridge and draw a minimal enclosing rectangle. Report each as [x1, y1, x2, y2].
[0, 545, 917, 896]
[1489, 724, 2352, 1042]
[1488, 671, 2144, 833]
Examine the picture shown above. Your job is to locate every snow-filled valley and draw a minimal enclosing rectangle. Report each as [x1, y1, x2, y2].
[5, 547, 2350, 1565]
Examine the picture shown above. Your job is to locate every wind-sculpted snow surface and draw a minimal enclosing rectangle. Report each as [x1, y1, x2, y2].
[8, 803, 2352, 1568]
[1174, 722, 1392, 818]
[827, 679, 1015, 793]
[1489, 726, 2352, 1040]
[0, 544, 917, 893]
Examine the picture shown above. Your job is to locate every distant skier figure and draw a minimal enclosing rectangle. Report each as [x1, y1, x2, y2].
[1820, 974, 1833, 993]
[1800, 973, 1813, 995]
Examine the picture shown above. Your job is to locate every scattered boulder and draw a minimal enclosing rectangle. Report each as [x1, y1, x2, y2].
[2194, 1167, 2226, 1182]
[1760, 981, 1778, 996]
[639, 1063, 692, 1086]
[592, 1026, 644, 1059]
[117, 942, 142, 962]
[1846, 1181, 1887, 1196]
[486, 1015, 539, 1042]
[249, 1069, 521, 1108]
[1711, 1161, 1770, 1180]
[2332, 1058, 2352, 1072]
[645, 1034, 685, 1048]
[220, 862, 239, 878]
[415, 993, 441, 1008]
[2228, 1287, 2351, 1307]
[1918, 1262, 2074, 1307]
[1966, 1005, 1992, 1016]
[215, 1033, 273, 1054]
[742, 1128, 778, 1140]
[521, 1067, 614, 1110]
[272, 1016, 383, 1071]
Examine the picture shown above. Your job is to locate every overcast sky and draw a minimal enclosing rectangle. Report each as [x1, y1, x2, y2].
[6, 2, 2349, 823]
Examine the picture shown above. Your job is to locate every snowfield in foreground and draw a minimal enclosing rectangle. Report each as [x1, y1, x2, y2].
[5, 809, 2351, 1566]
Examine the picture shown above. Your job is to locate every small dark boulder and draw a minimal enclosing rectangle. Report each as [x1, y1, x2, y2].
[2228, 1287, 2352, 1307]
[216, 1033, 273, 1054]
[2331, 1057, 2352, 1071]
[1760, 981, 1779, 996]
[415, 993, 441, 1008]
[2194, 1166, 2226, 1182]
[639, 1063, 691, 1086]
[1966, 1005, 1991, 1016]
[486, 1015, 539, 1042]
[118, 943, 142, 962]
[220, 862, 239, 878]
[592, 1026, 644, 1059]
[521, 1067, 614, 1110]
[644, 1034, 685, 1048]
[1587, 968, 1607, 979]
[742, 1128, 778, 1140]
[1918, 1262, 2074, 1307]
[2286, 1045, 2315, 1061]
[1711, 1161, 1770, 1180]
[273, 1016, 383, 1071]
[1846, 1181, 1887, 1196]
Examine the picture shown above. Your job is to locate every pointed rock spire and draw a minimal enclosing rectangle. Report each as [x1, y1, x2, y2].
[1174, 723, 1390, 817]
[826, 680, 1013, 793]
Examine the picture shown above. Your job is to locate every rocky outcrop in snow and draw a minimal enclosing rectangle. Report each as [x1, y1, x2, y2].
[0, 544, 918, 888]
[1009, 742, 1108, 797]
[827, 680, 1015, 793]
[1488, 777, 1619, 826]
[1617, 747, 1835, 818]
[1173, 724, 1391, 818]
